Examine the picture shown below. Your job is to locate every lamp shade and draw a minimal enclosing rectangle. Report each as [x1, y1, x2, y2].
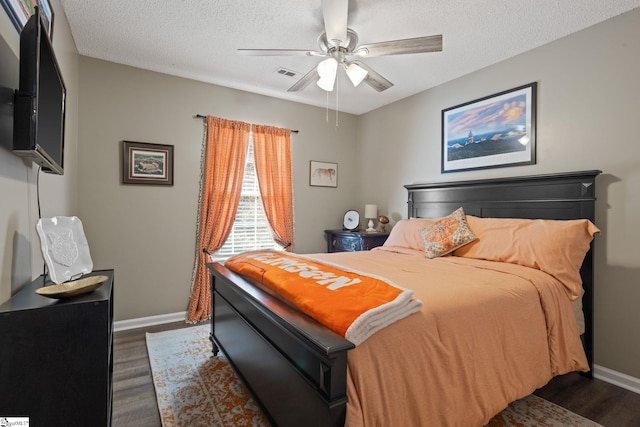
[317, 75, 335, 91]
[317, 58, 338, 91]
[365, 204, 378, 219]
[346, 63, 368, 87]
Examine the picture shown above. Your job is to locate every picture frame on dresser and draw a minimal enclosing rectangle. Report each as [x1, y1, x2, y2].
[441, 82, 537, 173]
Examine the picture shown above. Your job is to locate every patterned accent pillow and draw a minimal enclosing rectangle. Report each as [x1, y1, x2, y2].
[419, 208, 477, 259]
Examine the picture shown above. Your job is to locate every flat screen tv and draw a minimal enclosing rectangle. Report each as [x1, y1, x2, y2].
[13, 7, 66, 175]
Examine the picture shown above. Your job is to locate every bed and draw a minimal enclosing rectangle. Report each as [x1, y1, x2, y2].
[207, 170, 600, 426]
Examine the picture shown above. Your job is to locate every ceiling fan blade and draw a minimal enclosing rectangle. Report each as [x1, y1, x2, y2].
[349, 60, 394, 92]
[238, 48, 324, 56]
[354, 34, 442, 57]
[322, 0, 348, 46]
[287, 67, 318, 92]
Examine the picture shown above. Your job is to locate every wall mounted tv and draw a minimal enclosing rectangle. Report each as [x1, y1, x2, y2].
[12, 7, 66, 175]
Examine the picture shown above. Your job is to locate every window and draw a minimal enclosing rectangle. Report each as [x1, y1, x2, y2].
[212, 134, 281, 261]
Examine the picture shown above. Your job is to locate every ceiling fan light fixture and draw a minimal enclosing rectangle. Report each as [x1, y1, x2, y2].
[345, 63, 368, 87]
[238, 0, 445, 96]
[317, 75, 335, 91]
[317, 57, 338, 91]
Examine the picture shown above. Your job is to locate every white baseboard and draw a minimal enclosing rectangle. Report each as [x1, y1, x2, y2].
[594, 364, 640, 395]
[114, 311, 188, 332]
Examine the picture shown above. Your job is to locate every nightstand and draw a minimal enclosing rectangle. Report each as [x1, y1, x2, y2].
[325, 229, 389, 253]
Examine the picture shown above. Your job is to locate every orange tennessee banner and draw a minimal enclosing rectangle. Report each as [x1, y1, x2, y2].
[225, 250, 420, 344]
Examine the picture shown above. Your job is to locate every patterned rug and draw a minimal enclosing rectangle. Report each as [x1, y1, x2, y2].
[146, 325, 602, 427]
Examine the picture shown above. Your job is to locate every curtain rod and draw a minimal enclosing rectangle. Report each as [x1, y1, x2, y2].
[195, 114, 299, 133]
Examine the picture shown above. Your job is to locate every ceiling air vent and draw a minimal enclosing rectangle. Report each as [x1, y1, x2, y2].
[275, 67, 298, 78]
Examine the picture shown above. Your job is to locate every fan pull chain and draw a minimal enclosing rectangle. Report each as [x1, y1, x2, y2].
[325, 90, 329, 123]
[335, 72, 339, 128]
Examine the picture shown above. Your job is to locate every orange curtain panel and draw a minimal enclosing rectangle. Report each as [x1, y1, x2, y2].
[187, 116, 250, 323]
[253, 125, 294, 251]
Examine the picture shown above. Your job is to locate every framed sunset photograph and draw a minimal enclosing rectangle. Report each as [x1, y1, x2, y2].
[441, 82, 536, 173]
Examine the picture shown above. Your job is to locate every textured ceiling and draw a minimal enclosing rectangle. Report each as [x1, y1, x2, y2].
[60, 0, 640, 115]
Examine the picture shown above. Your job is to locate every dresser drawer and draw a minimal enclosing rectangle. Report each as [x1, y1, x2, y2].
[325, 230, 388, 253]
[331, 234, 363, 252]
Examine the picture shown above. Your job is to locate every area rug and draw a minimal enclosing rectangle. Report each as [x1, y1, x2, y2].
[146, 325, 602, 427]
[146, 325, 268, 426]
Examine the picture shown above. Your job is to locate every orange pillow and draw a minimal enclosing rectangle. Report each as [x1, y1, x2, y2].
[384, 218, 437, 251]
[454, 216, 600, 300]
[419, 208, 477, 258]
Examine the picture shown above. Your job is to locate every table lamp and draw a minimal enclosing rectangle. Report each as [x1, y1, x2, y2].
[365, 204, 378, 232]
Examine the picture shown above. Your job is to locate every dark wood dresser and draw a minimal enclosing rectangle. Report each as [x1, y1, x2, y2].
[0, 269, 114, 426]
[325, 229, 389, 253]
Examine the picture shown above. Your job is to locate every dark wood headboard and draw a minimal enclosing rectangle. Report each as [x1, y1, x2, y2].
[405, 170, 601, 374]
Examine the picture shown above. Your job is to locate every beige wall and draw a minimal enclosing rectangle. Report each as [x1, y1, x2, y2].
[0, 0, 79, 302]
[357, 9, 640, 378]
[77, 57, 359, 321]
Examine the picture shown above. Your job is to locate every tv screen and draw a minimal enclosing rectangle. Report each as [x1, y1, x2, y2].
[12, 7, 66, 175]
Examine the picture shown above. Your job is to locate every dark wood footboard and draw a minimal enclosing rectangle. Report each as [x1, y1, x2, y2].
[208, 263, 355, 427]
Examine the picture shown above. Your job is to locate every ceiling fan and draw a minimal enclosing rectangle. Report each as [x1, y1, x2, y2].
[238, 0, 442, 93]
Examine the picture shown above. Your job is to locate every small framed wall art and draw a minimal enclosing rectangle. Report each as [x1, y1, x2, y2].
[309, 160, 338, 187]
[441, 82, 537, 173]
[122, 141, 174, 185]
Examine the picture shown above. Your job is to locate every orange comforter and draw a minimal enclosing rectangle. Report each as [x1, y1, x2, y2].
[307, 246, 588, 427]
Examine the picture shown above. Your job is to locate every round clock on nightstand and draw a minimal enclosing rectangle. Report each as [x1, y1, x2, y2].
[343, 210, 360, 231]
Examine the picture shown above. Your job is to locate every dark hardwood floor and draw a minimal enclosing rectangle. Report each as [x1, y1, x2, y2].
[535, 372, 640, 426]
[112, 321, 640, 426]
[112, 321, 194, 426]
